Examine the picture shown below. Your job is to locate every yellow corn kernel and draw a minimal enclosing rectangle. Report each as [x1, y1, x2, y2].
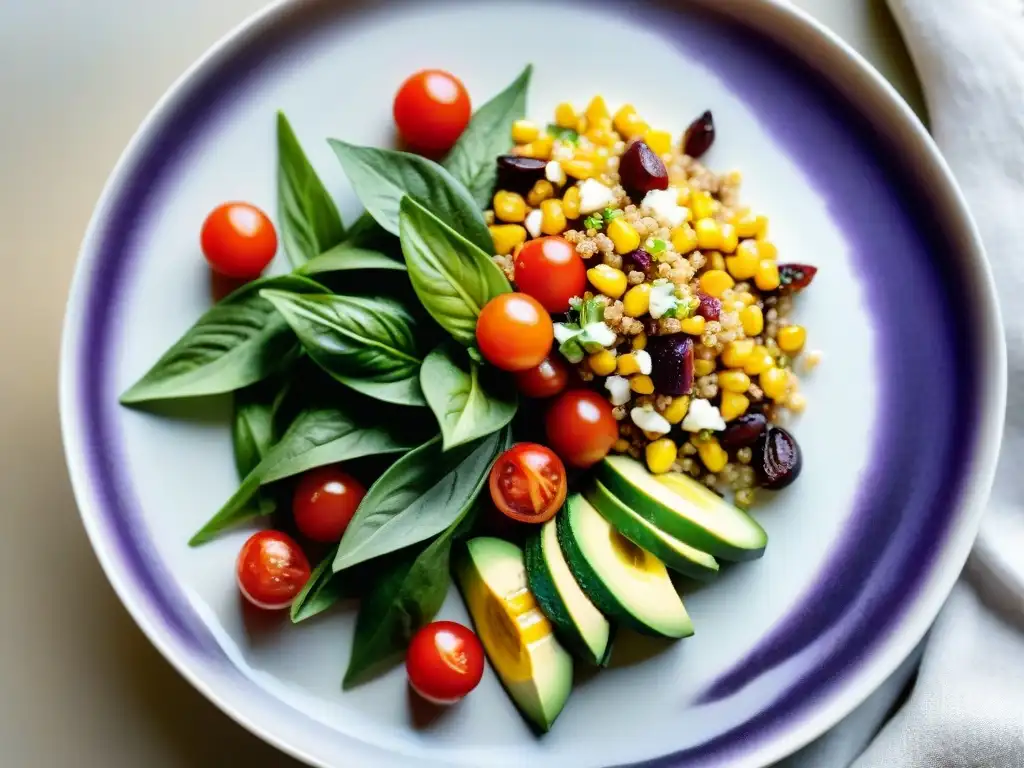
[489, 224, 526, 256]
[631, 331, 648, 351]
[693, 358, 716, 377]
[585, 95, 610, 123]
[718, 370, 751, 393]
[645, 438, 677, 474]
[631, 374, 655, 394]
[680, 315, 706, 336]
[720, 391, 750, 422]
[778, 325, 807, 353]
[586, 126, 616, 147]
[754, 260, 781, 291]
[511, 119, 540, 144]
[753, 215, 769, 240]
[705, 251, 724, 272]
[699, 269, 735, 298]
[695, 218, 723, 251]
[540, 199, 567, 235]
[725, 244, 759, 280]
[622, 283, 652, 317]
[613, 105, 648, 139]
[608, 218, 641, 254]
[733, 210, 760, 238]
[527, 180, 555, 207]
[644, 129, 673, 156]
[675, 186, 692, 205]
[616, 353, 640, 376]
[690, 190, 715, 221]
[697, 438, 729, 473]
[493, 191, 527, 223]
[760, 367, 790, 401]
[727, 299, 745, 314]
[740, 305, 764, 336]
[787, 392, 808, 413]
[743, 345, 775, 376]
[554, 102, 577, 129]
[739, 291, 758, 306]
[576, 116, 589, 135]
[562, 186, 581, 219]
[614, 438, 631, 453]
[562, 159, 596, 180]
[718, 222, 739, 254]
[662, 396, 691, 425]
[721, 339, 755, 368]
[757, 240, 778, 260]
[588, 350, 618, 376]
[670, 224, 698, 254]
[588, 264, 628, 298]
[518, 136, 554, 160]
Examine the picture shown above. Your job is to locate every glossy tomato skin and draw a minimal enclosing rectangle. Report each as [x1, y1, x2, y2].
[489, 443, 568, 524]
[407, 621, 485, 704]
[476, 293, 553, 372]
[292, 465, 367, 543]
[393, 70, 471, 154]
[201, 202, 277, 280]
[236, 530, 311, 611]
[544, 389, 619, 468]
[513, 237, 587, 313]
[515, 356, 569, 399]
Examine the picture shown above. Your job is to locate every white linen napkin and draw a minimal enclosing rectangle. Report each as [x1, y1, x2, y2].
[783, 0, 1024, 765]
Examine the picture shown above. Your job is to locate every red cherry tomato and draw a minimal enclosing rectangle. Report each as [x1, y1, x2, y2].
[544, 389, 619, 468]
[476, 293, 553, 372]
[292, 465, 367, 543]
[393, 70, 471, 154]
[489, 443, 567, 523]
[514, 356, 569, 399]
[200, 202, 277, 280]
[235, 530, 311, 611]
[407, 621, 485, 704]
[513, 237, 587, 313]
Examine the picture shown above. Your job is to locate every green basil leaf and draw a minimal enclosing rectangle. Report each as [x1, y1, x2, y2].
[298, 244, 406, 276]
[231, 377, 285, 478]
[398, 196, 510, 346]
[421, 343, 517, 451]
[277, 111, 345, 266]
[333, 427, 511, 572]
[442, 65, 532, 207]
[329, 140, 492, 253]
[290, 545, 374, 623]
[260, 290, 426, 406]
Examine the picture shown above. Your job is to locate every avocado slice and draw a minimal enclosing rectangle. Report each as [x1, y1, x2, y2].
[598, 456, 767, 562]
[584, 480, 720, 582]
[557, 494, 694, 639]
[525, 518, 611, 666]
[455, 537, 573, 732]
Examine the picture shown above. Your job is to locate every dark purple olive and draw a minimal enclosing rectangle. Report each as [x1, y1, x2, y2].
[495, 155, 547, 195]
[646, 335, 694, 395]
[619, 140, 669, 198]
[682, 110, 715, 158]
[624, 248, 653, 273]
[720, 413, 768, 451]
[755, 426, 803, 490]
[696, 292, 721, 322]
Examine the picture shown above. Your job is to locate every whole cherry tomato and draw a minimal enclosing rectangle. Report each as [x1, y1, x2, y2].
[393, 69, 471, 154]
[514, 356, 569, 399]
[476, 293, 553, 372]
[407, 621, 485, 704]
[200, 202, 277, 280]
[235, 530, 311, 611]
[513, 236, 586, 313]
[489, 443, 567, 523]
[544, 389, 619, 468]
[292, 465, 367, 543]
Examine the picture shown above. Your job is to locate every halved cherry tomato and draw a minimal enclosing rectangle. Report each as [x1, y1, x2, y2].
[476, 293, 553, 372]
[515, 356, 569, 399]
[393, 69, 471, 154]
[407, 621, 485, 704]
[236, 530, 311, 611]
[292, 465, 366, 543]
[544, 389, 619, 468]
[513, 236, 587, 313]
[489, 443, 567, 523]
[201, 202, 277, 280]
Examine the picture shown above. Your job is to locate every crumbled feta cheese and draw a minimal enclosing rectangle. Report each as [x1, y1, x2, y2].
[641, 188, 688, 228]
[649, 281, 681, 320]
[634, 349, 652, 375]
[605, 375, 631, 406]
[545, 160, 566, 186]
[554, 323, 579, 345]
[681, 399, 727, 432]
[631, 406, 672, 436]
[579, 179, 616, 214]
[582, 321, 617, 349]
[524, 208, 543, 239]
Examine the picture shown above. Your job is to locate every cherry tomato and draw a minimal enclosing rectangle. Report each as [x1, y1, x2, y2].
[513, 237, 587, 313]
[292, 465, 367, 543]
[515, 356, 569, 399]
[407, 621, 485, 704]
[236, 530, 311, 611]
[393, 70, 471, 154]
[200, 202, 277, 280]
[489, 443, 567, 523]
[476, 293, 553, 372]
[544, 389, 619, 468]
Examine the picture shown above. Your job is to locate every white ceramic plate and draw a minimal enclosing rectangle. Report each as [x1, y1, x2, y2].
[59, 1, 1005, 766]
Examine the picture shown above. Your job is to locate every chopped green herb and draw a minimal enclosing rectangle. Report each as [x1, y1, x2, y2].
[603, 208, 624, 221]
[584, 214, 604, 231]
[546, 124, 580, 143]
[698, 428, 715, 442]
[649, 238, 668, 254]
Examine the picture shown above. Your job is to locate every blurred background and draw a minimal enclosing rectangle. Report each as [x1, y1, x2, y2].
[0, 1, 922, 765]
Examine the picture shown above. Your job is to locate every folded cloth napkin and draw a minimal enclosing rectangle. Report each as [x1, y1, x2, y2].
[783, 0, 1024, 765]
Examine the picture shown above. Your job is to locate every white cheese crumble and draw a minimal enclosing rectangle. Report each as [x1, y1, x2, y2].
[524, 208, 543, 239]
[582, 321, 617, 348]
[605, 375, 631, 406]
[634, 349, 652, 375]
[579, 179, 616, 214]
[631, 407, 672, 436]
[649, 281, 681, 320]
[545, 160, 566, 186]
[553, 323, 580, 345]
[681, 399, 727, 432]
[641, 188, 688, 228]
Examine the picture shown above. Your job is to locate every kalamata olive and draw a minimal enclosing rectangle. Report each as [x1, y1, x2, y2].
[624, 248, 653, 272]
[619, 140, 669, 198]
[777, 264, 818, 295]
[495, 155, 547, 195]
[696, 292, 721, 321]
[754, 426, 802, 490]
[682, 110, 715, 158]
[720, 412, 768, 451]
[646, 335, 694, 395]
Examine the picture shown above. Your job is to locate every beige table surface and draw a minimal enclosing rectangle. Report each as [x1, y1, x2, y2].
[0, 2, 923, 765]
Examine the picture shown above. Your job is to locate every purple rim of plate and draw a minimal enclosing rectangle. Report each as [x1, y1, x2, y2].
[72, 1, 984, 765]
